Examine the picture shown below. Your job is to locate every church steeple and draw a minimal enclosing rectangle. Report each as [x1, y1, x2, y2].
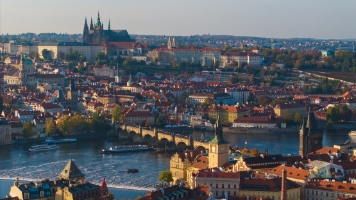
[90, 17, 94, 30]
[96, 11, 101, 27]
[167, 37, 172, 49]
[108, 19, 111, 30]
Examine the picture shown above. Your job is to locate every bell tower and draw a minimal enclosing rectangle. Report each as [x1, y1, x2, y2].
[167, 37, 172, 49]
[208, 113, 229, 168]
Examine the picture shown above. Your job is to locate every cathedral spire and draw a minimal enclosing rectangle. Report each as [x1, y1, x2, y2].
[90, 17, 94, 30]
[108, 19, 111, 30]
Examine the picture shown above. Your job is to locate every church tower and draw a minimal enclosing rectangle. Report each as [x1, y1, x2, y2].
[115, 62, 121, 84]
[19, 55, 33, 85]
[167, 37, 172, 49]
[94, 11, 103, 44]
[90, 17, 94, 30]
[83, 18, 89, 43]
[67, 79, 78, 110]
[172, 38, 176, 48]
[299, 111, 323, 155]
[208, 113, 229, 168]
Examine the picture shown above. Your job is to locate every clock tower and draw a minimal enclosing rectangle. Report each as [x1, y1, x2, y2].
[208, 113, 229, 168]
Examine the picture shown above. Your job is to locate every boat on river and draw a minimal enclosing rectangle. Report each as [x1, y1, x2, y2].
[126, 169, 139, 173]
[44, 137, 77, 144]
[29, 143, 59, 152]
[100, 145, 153, 154]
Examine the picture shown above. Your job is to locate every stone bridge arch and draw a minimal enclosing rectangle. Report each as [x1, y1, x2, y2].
[193, 141, 209, 150]
[174, 137, 190, 147]
[157, 133, 174, 143]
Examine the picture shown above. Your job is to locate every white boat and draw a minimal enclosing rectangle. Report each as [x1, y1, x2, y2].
[349, 131, 356, 136]
[29, 144, 59, 152]
[100, 145, 153, 154]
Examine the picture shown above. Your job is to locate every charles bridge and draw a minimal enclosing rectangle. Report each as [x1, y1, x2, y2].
[117, 124, 210, 150]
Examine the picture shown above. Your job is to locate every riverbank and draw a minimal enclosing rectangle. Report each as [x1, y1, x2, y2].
[0, 179, 146, 199]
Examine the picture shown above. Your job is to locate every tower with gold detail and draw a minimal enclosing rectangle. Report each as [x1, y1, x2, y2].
[208, 113, 229, 168]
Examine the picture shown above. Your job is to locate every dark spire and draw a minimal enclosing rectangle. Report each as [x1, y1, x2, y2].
[108, 19, 111, 30]
[97, 11, 100, 22]
[83, 17, 88, 31]
[209, 111, 228, 145]
[306, 111, 317, 131]
[90, 17, 94, 30]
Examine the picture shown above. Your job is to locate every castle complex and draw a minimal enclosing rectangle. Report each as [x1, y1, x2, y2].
[83, 12, 133, 45]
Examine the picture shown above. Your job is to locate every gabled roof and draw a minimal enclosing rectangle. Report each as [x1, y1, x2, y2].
[58, 159, 85, 180]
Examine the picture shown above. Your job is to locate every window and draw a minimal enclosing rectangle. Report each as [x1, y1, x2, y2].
[216, 191, 218, 196]
[326, 192, 328, 197]
[228, 184, 230, 189]
[222, 184, 224, 188]
[234, 184, 236, 189]
[320, 192, 323, 196]
[307, 190, 310, 195]
[24, 193, 29, 200]
[316, 191, 318, 196]
[216, 184, 218, 188]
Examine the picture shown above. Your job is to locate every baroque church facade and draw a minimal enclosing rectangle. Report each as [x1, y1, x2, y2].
[83, 12, 133, 45]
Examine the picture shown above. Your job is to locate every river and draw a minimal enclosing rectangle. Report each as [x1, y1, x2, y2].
[0, 130, 353, 199]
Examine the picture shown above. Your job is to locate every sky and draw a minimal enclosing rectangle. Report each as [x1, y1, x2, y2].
[0, 0, 355, 39]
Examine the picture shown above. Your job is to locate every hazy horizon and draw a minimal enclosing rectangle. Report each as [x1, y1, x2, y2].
[1, 0, 356, 40]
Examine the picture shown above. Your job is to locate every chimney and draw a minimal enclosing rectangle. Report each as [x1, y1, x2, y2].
[281, 169, 287, 200]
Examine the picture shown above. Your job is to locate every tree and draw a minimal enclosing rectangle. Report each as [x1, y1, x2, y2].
[71, 114, 86, 134]
[338, 104, 352, 122]
[240, 148, 248, 155]
[156, 117, 166, 128]
[257, 95, 272, 106]
[108, 192, 115, 200]
[45, 120, 55, 136]
[158, 170, 173, 183]
[293, 112, 303, 124]
[96, 52, 107, 61]
[250, 148, 259, 157]
[283, 110, 294, 124]
[57, 115, 71, 135]
[200, 97, 215, 107]
[42, 49, 51, 60]
[221, 120, 231, 127]
[28, 51, 39, 59]
[112, 105, 123, 123]
[92, 111, 106, 132]
[22, 122, 34, 138]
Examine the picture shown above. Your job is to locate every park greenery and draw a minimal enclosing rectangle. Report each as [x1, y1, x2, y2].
[158, 170, 173, 184]
[22, 122, 34, 138]
[55, 111, 109, 135]
[326, 104, 353, 123]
